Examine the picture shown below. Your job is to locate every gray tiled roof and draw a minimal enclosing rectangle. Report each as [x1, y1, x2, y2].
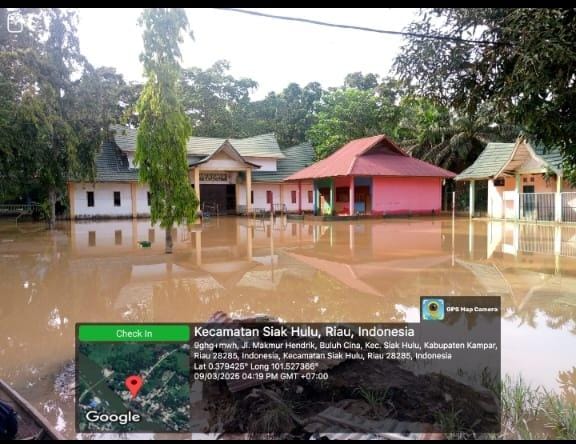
[111, 124, 285, 159]
[534, 145, 563, 172]
[80, 137, 315, 184]
[456, 143, 516, 180]
[93, 141, 139, 182]
[456, 141, 565, 181]
[253, 142, 316, 182]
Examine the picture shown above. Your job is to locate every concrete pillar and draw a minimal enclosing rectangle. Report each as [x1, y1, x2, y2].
[329, 179, 335, 216]
[298, 181, 302, 214]
[515, 174, 521, 220]
[130, 182, 137, 219]
[313, 181, 318, 216]
[349, 176, 355, 216]
[487, 179, 494, 218]
[279, 183, 284, 215]
[235, 175, 240, 214]
[194, 167, 201, 205]
[67, 182, 75, 220]
[469, 180, 476, 218]
[555, 174, 562, 222]
[246, 168, 252, 213]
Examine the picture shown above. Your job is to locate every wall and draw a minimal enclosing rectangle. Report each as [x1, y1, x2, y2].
[282, 182, 314, 212]
[372, 177, 442, 214]
[135, 184, 151, 216]
[488, 174, 576, 219]
[237, 182, 314, 212]
[73, 182, 134, 218]
[244, 157, 277, 172]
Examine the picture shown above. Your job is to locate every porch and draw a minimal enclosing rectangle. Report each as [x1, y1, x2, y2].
[312, 177, 373, 216]
[458, 139, 576, 223]
[468, 174, 576, 223]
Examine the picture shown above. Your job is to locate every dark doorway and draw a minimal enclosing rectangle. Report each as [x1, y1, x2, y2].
[201, 184, 236, 214]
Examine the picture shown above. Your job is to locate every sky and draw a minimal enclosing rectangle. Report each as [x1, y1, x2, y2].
[76, 8, 418, 99]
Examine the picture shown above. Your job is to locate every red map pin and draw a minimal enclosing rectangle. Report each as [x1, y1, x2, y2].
[125, 375, 143, 399]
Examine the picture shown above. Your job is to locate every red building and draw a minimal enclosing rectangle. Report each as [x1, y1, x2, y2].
[285, 135, 456, 216]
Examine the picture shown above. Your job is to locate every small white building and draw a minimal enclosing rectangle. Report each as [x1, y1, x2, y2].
[68, 125, 315, 219]
[456, 138, 576, 223]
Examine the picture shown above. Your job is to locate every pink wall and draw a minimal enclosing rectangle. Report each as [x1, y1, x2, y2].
[372, 177, 442, 214]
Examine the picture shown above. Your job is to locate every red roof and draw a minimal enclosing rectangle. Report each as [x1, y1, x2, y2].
[285, 135, 456, 180]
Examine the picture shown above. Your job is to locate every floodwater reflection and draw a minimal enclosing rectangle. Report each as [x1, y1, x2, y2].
[0, 217, 575, 438]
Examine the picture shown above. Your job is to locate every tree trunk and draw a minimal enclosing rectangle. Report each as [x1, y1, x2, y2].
[48, 188, 57, 229]
[165, 225, 173, 254]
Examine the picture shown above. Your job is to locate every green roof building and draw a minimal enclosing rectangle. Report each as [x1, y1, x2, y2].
[68, 125, 316, 219]
[455, 139, 576, 223]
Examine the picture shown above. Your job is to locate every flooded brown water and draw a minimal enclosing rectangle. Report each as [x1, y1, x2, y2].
[1, 216, 575, 438]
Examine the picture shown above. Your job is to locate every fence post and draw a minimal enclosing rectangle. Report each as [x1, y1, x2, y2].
[469, 180, 475, 218]
[555, 174, 563, 222]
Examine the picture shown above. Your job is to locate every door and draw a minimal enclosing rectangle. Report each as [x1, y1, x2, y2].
[522, 185, 535, 220]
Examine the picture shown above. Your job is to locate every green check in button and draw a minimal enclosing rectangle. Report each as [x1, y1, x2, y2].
[78, 324, 189, 342]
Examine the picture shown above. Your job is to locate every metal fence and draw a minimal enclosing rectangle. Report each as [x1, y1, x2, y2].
[519, 193, 555, 221]
[562, 192, 576, 223]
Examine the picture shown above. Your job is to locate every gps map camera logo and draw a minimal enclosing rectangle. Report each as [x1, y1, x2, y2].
[422, 298, 445, 321]
[7, 11, 23, 33]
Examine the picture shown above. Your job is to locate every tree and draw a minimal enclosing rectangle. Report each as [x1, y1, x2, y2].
[394, 8, 576, 181]
[343, 72, 379, 91]
[399, 99, 517, 172]
[272, 82, 323, 148]
[180, 60, 258, 138]
[0, 8, 119, 225]
[307, 80, 402, 159]
[135, 8, 198, 254]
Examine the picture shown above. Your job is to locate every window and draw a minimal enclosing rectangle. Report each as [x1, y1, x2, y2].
[251, 190, 254, 204]
[87, 191, 94, 207]
[308, 190, 313, 203]
[147, 191, 151, 206]
[291, 190, 297, 204]
[266, 190, 273, 204]
[494, 178, 505, 187]
[113, 191, 121, 207]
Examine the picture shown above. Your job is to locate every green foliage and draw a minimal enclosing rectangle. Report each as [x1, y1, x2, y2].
[180, 60, 258, 138]
[135, 8, 198, 238]
[395, 8, 576, 181]
[0, 8, 125, 221]
[307, 83, 401, 159]
[398, 99, 518, 172]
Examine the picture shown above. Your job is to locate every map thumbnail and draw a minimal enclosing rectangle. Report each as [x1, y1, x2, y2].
[77, 343, 191, 433]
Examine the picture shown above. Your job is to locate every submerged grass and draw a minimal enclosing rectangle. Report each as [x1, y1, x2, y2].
[498, 375, 576, 440]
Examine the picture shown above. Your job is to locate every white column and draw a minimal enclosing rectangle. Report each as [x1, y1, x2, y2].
[349, 177, 355, 216]
[515, 174, 521, 220]
[246, 168, 252, 213]
[469, 180, 476, 218]
[487, 179, 494, 218]
[555, 174, 562, 222]
[194, 167, 200, 205]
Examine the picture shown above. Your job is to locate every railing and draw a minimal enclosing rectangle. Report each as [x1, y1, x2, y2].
[519, 193, 555, 222]
[0, 203, 43, 222]
[518, 224, 556, 255]
[201, 202, 219, 218]
[561, 192, 576, 223]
